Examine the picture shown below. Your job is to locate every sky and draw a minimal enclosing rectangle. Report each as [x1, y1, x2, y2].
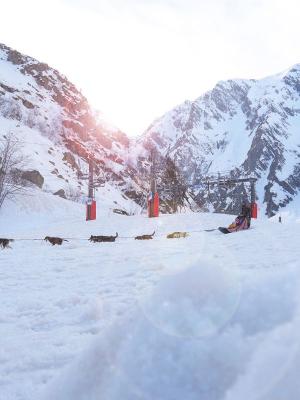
[1, 0, 300, 136]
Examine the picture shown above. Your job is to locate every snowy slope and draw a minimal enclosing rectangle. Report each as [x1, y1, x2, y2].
[139, 67, 300, 216]
[0, 196, 300, 400]
[0, 43, 145, 211]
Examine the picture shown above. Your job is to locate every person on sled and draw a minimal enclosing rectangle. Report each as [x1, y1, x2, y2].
[226, 202, 251, 233]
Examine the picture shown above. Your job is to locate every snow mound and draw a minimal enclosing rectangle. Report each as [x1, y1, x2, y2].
[43, 257, 300, 400]
[139, 260, 241, 339]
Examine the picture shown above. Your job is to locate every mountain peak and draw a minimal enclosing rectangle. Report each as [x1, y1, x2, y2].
[140, 64, 300, 216]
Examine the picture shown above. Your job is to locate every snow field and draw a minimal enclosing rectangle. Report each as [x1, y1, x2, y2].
[1, 196, 300, 400]
[43, 252, 300, 400]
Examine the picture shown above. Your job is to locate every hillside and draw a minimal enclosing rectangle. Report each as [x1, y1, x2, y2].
[2, 42, 300, 217]
[0, 43, 145, 212]
[139, 67, 300, 216]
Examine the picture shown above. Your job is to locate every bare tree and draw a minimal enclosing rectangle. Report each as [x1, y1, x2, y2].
[64, 184, 83, 203]
[0, 134, 29, 208]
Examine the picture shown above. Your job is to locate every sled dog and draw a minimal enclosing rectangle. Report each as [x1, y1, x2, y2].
[166, 231, 189, 239]
[44, 236, 68, 245]
[135, 231, 155, 240]
[89, 233, 118, 243]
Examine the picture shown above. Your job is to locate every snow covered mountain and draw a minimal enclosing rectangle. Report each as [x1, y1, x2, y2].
[2, 41, 300, 217]
[139, 67, 300, 216]
[0, 43, 144, 212]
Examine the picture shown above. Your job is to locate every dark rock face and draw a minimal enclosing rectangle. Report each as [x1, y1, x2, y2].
[20, 98, 35, 109]
[53, 189, 66, 199]
[6, 48, 28, 65]
[63, 152, 79, 171]
[21, 170, 44, 188]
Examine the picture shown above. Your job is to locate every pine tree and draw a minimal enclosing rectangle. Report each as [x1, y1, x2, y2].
[159, 156, 188, 213]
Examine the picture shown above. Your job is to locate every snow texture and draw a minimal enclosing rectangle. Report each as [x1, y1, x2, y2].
[0, 193, 300, 400]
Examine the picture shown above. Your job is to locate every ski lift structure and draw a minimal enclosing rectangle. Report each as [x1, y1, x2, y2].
[77, 156, 105, 221]
[147, 150, 159, 218]
[145, 147, 259, 218]
[198, 172, 258, 218]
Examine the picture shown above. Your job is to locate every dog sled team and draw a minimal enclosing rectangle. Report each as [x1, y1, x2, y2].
[0, 203, 254, 249]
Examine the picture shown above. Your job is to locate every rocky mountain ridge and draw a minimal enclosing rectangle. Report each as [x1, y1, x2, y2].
[0, 43, 146, 212]
[139, 66, 300, 216]
[2, 42, 300, 216]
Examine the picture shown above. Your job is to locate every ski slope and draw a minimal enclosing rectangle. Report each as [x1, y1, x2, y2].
[0, 195, 300, 400]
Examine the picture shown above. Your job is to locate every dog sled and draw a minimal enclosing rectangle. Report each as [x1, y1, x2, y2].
[218, 204, 252, 234]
